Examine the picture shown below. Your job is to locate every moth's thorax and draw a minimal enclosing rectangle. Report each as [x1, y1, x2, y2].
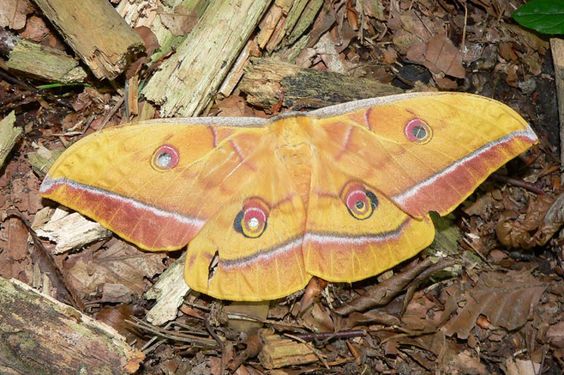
[271, 115, 312, 146]
[272, 116, 313, 205]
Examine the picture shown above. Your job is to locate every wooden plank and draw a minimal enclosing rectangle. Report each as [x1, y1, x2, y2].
[0, 29, 86, 83]
[33, 0, 144, 80]
[143, 0, 272, 117]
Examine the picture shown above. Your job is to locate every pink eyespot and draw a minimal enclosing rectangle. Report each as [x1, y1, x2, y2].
[341, 182, 378, 220]
[152, 144, 179, 170]
[234, 198, 270, 238]
[404, 119, 432, 143]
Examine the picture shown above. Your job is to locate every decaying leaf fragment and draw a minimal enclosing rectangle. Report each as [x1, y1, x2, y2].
[443, 269, 547, 339]
[496, 193, 564, 249]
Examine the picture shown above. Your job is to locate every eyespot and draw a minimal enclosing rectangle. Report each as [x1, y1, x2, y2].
[404, 119, 432, 144]
[152, 145, 179, 170]
[341, 182, 378, 220]
[234, 198, 270, 238]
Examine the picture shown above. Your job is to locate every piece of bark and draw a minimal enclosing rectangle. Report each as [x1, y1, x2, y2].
[32, 0, 144, 80]
[144, 253, 190, 325]
[0, 111, 21, 169]
[0, 277, 144, 374]
[551, 38, 564, 183]
[258, 330, 318, 369]
[0, 29, 87, 83]
[143, 0, 271, 117]
[239, 58, 403, 110]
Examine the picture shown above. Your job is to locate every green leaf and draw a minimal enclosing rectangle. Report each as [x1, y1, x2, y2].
[512, 0, 564, 35]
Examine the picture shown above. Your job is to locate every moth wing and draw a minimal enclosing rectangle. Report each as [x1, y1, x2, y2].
[310, 92, 537, 218]
[40, 119, 269, 250]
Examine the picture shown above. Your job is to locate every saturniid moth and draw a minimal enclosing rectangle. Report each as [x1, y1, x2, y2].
[40, 92, 537, 301]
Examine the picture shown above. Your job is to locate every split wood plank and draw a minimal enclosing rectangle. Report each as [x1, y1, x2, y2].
[0, 29, 86, 83]
[32, 0, 144, 80]
[258, 330, 318, 369]
[143, 0, 272, 117]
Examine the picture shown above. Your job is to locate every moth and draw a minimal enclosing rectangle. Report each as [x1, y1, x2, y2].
[40, 92, 537, 301]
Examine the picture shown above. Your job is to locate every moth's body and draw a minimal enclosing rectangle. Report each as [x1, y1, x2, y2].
[40, 93, 537, 301]
[271, 117, 315, 207]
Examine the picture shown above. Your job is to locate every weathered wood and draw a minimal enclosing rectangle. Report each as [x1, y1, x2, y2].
[284, 0, 323, 46]
[0, 29, 86, 83]
[32, 0, 144, 80]
[258, 330, 318, 369]
[0, 277, 144, 374]
[551, 38, 564, 183]
[36, 209, 110, 254]
[143, 0, 272, 117]
[239, 58, 403, 110]
[0, 111, 21, 169]
[144, 253, 190, 326]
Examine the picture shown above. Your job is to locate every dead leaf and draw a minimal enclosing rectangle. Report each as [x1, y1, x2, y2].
[225, 301, 269, 333]
[406, 34, 465, 79]
[546, 321, 564, 349]
[505, 357, 540, 375]
[496, 194, 562, 249]
[159, 4, 199, 36]
[20, 15, 50, 42]
[447, 350, 487, 375]
[0, 217, 31, 281]
[65, 239, 167, 299]
[443, 270, 547, 338]
[0, 0, 34, 30]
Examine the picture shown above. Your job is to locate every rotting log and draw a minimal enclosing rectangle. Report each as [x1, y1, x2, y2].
[0, 29, 86, 83]
[239, 58, 403, 110]
[143, 0, 272, 117]
[0, 277, 144, 374]
[32, 0, 144, 80]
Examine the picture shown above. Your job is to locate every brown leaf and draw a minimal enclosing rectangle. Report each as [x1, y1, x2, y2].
[443, 270, 547, 338]
[335, 258, 452, 315]
[407, 33, 465, 78]
[0, 217, 31, 281]
[496, 194, 562, 249]
[20, 16, 50, 42]
[160, 4, 199, 36]
[65, 239, 167, 299]
[545, 321, 564, 349]
[448, 350, 488, 375]
[0, 0, 34, 30]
